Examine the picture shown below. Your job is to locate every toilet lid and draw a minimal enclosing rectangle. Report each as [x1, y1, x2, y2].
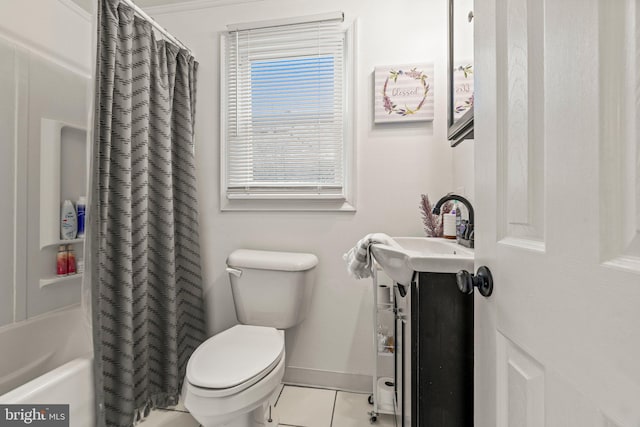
[187, 325, 284, 390]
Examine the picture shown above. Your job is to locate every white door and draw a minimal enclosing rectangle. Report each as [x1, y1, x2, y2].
[474, 0, 640, 426]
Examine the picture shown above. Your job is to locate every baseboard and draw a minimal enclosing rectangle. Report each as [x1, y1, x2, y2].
[283, 367, 372, 394]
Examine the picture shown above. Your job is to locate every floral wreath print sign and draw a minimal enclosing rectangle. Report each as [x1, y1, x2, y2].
[453, 63, 473, 120]
[374, 64, 434, 123]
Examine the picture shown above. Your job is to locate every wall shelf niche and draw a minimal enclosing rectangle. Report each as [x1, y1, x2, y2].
[39, 273, 83, 289]
[42, 238, 85, 249]
[39, 118, 87, 287]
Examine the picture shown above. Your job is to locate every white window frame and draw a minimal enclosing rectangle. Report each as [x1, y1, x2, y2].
[220, 15, 357, 212]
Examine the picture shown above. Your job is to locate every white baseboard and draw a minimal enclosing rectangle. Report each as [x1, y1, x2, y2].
[283, 367, 372, 394]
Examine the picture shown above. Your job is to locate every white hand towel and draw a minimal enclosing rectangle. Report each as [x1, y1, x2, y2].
[343, 233, 399, 279]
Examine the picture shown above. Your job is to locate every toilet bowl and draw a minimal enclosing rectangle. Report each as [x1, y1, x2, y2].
[183, 325, 285, 427]
[183, 249, 318, 427]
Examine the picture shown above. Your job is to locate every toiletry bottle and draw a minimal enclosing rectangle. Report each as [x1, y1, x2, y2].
[386, 334, 395, 354]
[459, 220, 467, 242]
[455, 201, 462, 242]
[56, 245, 68, 277]
[443, 208, 457, 239]
[67, 245, 76, 275]
[377, 325, 388, 353]
[76, 196, 86, 238]
[61, 200, 77, 240]
[77, 259, 84, 274]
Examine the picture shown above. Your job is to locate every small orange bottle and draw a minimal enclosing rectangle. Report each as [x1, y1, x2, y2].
[56, 245, 68, 277]
[67, 244, 77, 275]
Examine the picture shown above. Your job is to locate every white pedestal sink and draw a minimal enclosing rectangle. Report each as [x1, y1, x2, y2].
[370, 237, 474, 286]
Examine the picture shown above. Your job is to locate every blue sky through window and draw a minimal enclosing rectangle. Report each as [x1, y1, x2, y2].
[250, 55, 336, 183]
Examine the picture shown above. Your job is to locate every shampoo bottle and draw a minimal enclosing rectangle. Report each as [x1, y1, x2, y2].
[61, 200, 77, 240]
[76, 196, 86, 238]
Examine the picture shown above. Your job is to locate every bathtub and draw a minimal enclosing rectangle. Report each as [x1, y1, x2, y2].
[0, 305, 92, 396]
[0, 305, 93, 426]
[0, 304, 198, 427]
[0, 357, 94, 426]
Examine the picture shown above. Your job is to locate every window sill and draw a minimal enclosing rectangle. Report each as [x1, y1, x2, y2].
[220, 197, 356, 212]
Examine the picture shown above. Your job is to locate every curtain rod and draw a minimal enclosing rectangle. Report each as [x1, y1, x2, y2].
[121, 0, 193, 55]
[227, 11, 344, 32]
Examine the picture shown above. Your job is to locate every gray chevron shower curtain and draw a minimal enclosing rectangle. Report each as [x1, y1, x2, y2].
[91, 1, 206, 426]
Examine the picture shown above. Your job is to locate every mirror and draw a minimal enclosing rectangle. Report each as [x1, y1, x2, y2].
[448, 0, 474, 147]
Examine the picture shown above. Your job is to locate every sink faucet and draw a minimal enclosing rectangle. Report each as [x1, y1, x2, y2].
[432, 193, 474, 248]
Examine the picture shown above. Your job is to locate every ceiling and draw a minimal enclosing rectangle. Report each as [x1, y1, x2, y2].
[71, 0, 231, 13]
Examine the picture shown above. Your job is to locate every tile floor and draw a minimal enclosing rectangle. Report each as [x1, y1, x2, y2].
[275, 385, 396, 427]
[144, 384, 396, 427]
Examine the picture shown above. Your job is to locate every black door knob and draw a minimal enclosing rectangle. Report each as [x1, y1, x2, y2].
[456, 266, 493, 297]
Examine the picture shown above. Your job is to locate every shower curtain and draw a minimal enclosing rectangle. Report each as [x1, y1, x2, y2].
[91, 1, 206, 426]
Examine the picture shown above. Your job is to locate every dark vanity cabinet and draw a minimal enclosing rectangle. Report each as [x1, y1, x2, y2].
[394, 272, 474, 427]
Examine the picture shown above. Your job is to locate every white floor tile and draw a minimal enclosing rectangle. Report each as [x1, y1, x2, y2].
[332, 392, 395, 427]
[275, 385, 336, 427]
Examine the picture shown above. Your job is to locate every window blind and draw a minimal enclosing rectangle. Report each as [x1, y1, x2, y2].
[225, 17, 346, 199]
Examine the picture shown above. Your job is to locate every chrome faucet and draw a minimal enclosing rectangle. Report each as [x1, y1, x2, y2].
[432, 193, 474, 248]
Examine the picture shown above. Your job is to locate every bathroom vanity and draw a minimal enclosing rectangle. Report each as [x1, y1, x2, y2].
[394, 274, 473, 427]
[370, 237, 474, 427]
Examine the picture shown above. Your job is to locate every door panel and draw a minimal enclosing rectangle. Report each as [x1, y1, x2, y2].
[496, 0, 545, 245]
[475, 0, 640, 426]
[496, 333, 544, 427]
[600, 0, 640, 268]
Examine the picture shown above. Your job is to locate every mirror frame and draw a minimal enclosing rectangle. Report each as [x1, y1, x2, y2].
[448, 0, 474, 147]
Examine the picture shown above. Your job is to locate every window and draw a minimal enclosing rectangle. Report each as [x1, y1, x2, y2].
[221, 14, 354, 210]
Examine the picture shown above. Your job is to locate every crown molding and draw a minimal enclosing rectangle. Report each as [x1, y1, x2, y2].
[0, 30, 91, 78]
[58, 0, 92, 22]
[143, 0, 267, 15]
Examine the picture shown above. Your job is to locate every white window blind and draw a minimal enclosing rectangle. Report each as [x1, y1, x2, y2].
[224, 16, 346, 200]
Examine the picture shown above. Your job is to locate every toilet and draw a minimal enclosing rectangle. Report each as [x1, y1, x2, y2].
[183, 249, 318, 427]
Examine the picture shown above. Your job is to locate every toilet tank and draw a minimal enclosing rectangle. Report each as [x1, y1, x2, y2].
[226, 249, 318, 329]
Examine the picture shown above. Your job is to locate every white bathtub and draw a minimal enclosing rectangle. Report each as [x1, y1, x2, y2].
[0, 305, 92, 396]
[0, 357, 95, 426]
[0, 304, 198, 427]
[0, 305, 94, 426]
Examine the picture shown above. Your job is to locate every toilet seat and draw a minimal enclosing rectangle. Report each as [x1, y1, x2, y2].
[186, 325, 284, 398]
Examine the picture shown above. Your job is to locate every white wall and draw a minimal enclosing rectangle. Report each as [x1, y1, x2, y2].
[0, 0, 91, 76]
[151, 0, 455, 385]
[0, 40, 18, 327]
[0, 0, 91, 327]
[452, 141, 475, 202]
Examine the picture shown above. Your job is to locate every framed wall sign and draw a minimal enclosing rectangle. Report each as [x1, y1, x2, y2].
[374, 64, 434, 123]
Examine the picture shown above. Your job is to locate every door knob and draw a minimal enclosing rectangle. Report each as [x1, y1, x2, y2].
[456, 266, 493, 297]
